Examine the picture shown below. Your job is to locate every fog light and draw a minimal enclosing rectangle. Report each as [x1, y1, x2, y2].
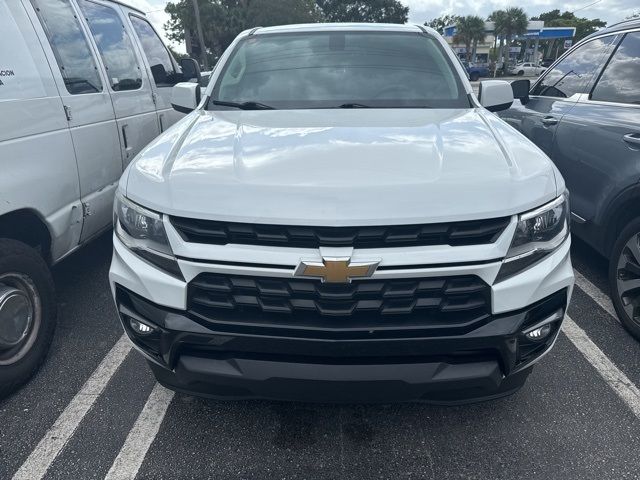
[129, 318, 154, 335]
[524, 324, 552, 341]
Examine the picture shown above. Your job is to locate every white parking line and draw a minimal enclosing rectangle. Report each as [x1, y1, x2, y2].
[105, 383, 175, 480]
[573, 269, 619, 322]
[12, 334, 132, 480]
[563, 316, 640, 419]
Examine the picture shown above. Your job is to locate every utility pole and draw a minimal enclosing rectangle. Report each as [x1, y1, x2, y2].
[191, 0, 209, 70]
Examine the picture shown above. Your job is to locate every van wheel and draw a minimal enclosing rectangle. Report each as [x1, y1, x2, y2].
[0, 239, 56, 398]
[609, 218, 640, 341]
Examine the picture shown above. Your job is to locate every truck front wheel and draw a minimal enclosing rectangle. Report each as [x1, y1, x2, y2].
[0, 239, 56, 398]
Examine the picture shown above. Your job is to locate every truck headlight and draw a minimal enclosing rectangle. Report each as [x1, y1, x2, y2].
[496, 192, 570, 282]
[114, 192, 183, 279]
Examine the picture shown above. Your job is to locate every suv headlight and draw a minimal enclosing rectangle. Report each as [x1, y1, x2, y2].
[496, 192, 570, 282]
[114, 192, 183, 279]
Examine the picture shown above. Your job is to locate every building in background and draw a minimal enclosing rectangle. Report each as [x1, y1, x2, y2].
[443, 21, 575, 66]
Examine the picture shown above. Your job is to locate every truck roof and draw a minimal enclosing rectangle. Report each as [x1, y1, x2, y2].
[252, 23, 428, 35]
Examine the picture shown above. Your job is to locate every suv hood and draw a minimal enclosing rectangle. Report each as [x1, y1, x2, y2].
[125, 108, 559, 225]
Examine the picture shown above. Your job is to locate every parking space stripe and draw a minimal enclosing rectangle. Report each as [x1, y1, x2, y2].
[573, 269, 619, 322]
[104, 383, 175, 480]
[12, 334, 132, 480]
[563, 316, 640, 419]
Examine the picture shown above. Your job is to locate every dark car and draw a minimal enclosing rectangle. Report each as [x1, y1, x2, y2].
[462, 61, 490, 81]
[498, 19, 640, 340]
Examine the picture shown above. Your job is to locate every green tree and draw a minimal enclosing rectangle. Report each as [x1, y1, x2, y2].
[490, 7, 527, 72]
[164, 0, 323, 62]
[532, 9, 606, 41]
[531, 9, 606, 60]
[168, 45, 189, 60]
[424, 14, 459, 34]
[453, 15, 486, 62]
[316, 0, 409, 23]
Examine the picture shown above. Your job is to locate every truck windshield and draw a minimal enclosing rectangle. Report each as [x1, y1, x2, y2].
[208, 31, 470, 110]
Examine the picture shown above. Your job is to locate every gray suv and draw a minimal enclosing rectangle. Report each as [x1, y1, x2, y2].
[499, 19, 640, 340]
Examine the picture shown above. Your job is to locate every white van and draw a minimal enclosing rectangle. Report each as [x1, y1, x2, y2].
[0, 0, 200, 397]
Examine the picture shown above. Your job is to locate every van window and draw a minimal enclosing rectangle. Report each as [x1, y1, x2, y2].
[30, 0, 102, 95]
[79, 0, 142, 91]
[129, 15, 178, 87]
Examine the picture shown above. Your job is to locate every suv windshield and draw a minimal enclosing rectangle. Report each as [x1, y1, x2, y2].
[208, 31, 470, 110]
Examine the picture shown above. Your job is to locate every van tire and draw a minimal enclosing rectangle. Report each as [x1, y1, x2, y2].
[609, 218, 640, 341]
[0, 239, 56, 398]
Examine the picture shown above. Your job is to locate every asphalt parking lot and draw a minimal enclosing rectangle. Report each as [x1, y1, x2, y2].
[0, 232, 639, 480]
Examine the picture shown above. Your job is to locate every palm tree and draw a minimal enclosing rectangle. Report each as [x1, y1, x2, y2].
[488, 10, 507, 71]
[468, 16, 486, 63]
[454, 16, 486, 62]
[493, 7, 528, 72]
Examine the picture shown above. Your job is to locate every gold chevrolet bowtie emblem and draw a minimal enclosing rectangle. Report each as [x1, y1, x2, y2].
[295, 257, 379, 283]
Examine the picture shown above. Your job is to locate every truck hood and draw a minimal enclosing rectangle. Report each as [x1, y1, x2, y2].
[124, 108, 559, 225]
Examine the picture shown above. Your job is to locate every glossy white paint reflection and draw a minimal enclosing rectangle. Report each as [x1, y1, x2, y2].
[125, 107, 559, 225]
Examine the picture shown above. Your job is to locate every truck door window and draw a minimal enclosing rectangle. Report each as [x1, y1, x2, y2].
[78, 0, 142, 91]
[30, 0, 102, 94]
[591, 32, 640, 105]
[532, 35, 617, 99]
[129, 15, 178, 87]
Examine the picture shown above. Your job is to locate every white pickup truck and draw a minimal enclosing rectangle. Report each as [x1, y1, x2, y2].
[109, 23, 575, 403]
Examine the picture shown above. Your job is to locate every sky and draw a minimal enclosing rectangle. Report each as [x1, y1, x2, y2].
[128, 0, 639, 52]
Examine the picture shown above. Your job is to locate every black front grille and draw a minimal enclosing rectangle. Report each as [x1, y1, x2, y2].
[171, 217, 510, 249]
[187, 273, 491, 334]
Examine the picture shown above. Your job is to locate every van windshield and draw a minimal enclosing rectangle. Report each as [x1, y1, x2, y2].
[208, 31, 470, 110]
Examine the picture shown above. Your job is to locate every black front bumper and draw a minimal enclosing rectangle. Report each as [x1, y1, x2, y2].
[115, 287, 567, 404]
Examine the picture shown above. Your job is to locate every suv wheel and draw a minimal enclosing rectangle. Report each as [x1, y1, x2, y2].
[610, 218, 640, 341]
[0, 239, 56, 398]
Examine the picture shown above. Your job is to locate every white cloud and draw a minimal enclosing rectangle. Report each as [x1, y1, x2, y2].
[123, 0, 637, 54]
[407, 0, 637, 25]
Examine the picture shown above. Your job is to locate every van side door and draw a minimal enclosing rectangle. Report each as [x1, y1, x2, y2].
[127, 12, 186, 131]
[77, 0, 159, 167]
[551, 31, 640, 227]
[28, 0, 121, 244]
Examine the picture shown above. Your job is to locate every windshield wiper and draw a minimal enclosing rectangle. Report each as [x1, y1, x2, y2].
[210, 100, 275, 110]
[338, 103, 371, 108]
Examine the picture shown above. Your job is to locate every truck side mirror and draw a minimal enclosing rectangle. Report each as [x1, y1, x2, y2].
[478, 80, 514, 112]
[180, 57, 201, 83]
[511, 79, 531, 104]
[171, 82, 201, 113]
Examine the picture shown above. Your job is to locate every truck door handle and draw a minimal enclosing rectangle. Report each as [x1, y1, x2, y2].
[541, 116, 558, 126]
[623, 133, 640, 146]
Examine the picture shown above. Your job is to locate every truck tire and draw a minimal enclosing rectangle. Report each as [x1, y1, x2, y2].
[609, 218, 640, 341]
[0, 239, 56, 398]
